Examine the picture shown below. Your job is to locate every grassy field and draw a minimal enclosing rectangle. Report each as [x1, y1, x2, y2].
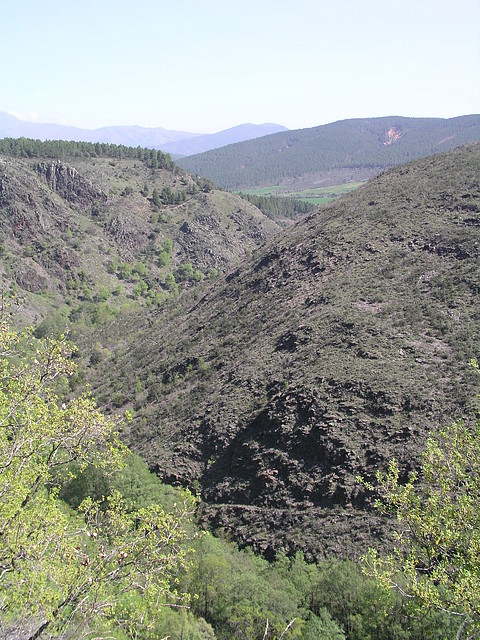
[238, 181, 364, 205]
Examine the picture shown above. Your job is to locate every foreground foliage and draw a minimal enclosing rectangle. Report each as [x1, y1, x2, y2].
[179, 536, 456, 640]
[0, 315, 193, 639]
[0, 309, 460, 639]
[364, 362, 480, 639]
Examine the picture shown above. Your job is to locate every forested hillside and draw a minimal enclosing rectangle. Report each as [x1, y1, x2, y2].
[177, 115, 480, 189]
[92, 143, 480, 558]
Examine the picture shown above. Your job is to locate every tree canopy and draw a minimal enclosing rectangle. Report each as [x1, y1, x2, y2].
[0, 136, 175, 169]
[0, 314, 193, 639]
[364, 362, 480, 639]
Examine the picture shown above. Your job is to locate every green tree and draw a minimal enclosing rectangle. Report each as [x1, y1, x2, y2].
[193, 268, 204, 282]
[186, 535, 302, 639]
[151, 188, 162, 208]
[311, 559, 401, 640]
[177, 261, 194, 282]
[161, 186, 174, 204]
[150, 149, 158, 170]
[165, 273, 178, 295]
[96, 284, 110, 302]
[302, 610, 345, 640]
[153, 608, 216, 639]
[161, 237, 174, 254]
[0, 317, 193, 639]
[364, 365, 480, 639]
[33, 312, 68, 339]
[134, 260, 147, 277]
[157, 238, 173, 267]
[132, 279, 148, 299]
[157, 250, 171, 267]
[119, 261, 133, 280]
[82, 283, 93, 301]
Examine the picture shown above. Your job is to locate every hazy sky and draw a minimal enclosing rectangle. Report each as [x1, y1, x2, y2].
[3, 0, 479, 134]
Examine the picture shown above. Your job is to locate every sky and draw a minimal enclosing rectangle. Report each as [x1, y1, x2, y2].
[2, 0, 479, 134]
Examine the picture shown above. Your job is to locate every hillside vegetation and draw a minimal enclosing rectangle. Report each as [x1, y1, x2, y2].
[1, 135, 479, 639]
[0, 317, 460, 640]
[0, 138, 280, 329]
[92, 143, 480, 558]
[177, 115, 480, 190]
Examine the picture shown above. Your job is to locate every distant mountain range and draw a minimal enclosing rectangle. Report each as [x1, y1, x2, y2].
[0, 112, 287, 156]
[161, 123, 289, 156]
[177, 115, 480, 189]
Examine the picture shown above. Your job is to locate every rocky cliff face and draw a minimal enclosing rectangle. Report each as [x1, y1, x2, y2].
[36, 160, 107, 209]
[0, 154, 279, 325]
[95, 144, 480, 559]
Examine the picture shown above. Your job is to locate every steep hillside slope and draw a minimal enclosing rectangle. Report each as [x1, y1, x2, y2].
[177, 115, 480, 189]
[94, 143, 480, 559]
[0, 141, 279, 328]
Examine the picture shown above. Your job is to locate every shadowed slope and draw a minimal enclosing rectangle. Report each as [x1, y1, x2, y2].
[93, 144, 480, 559]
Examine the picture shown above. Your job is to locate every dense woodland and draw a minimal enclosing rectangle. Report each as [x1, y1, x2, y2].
[0, 136, 176, 169]
[238, 193, 315, 221]
[1, 137, 480, 638]
[178, 115, 480, 189]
